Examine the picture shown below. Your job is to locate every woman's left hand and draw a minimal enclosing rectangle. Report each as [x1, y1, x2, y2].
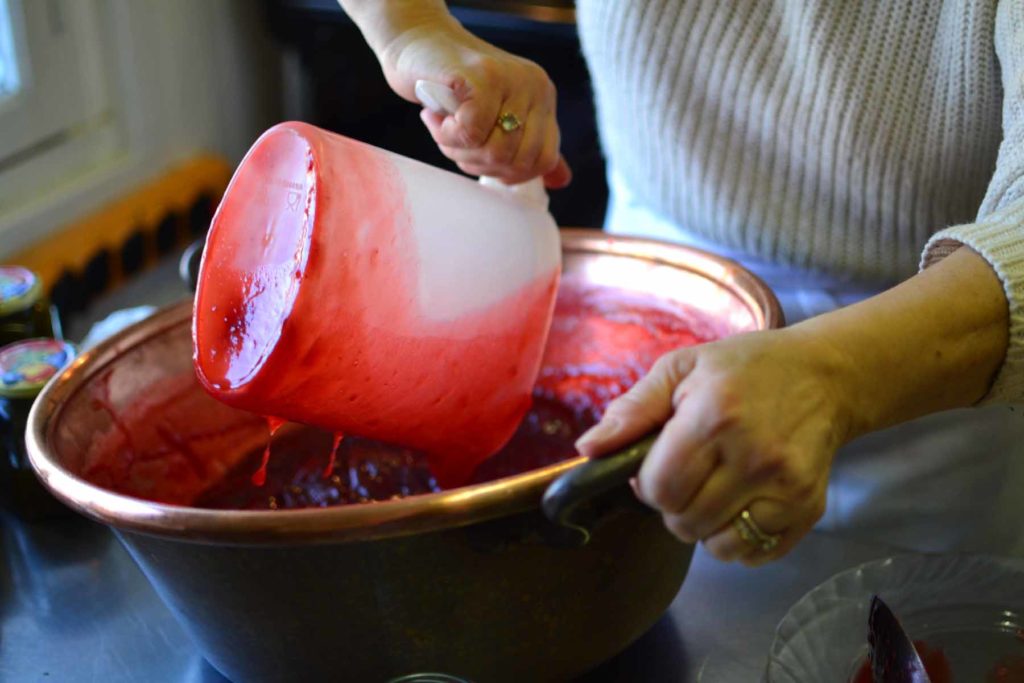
[575, 327, 855, 566]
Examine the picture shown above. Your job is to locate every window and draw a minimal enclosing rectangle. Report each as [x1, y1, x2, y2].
[0, 0, 20, 101]
[0, 0, 279, 256]
[0, 0, 120, 240]
[0, 0, 111, 166]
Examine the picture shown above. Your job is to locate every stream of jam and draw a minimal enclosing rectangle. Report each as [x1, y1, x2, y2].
[194, 279, 720, 510]
[194, 395, 590, 509]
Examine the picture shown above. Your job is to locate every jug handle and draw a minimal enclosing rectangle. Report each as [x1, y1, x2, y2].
[414, 80, 551, 212]
[541, 432, 659, 545]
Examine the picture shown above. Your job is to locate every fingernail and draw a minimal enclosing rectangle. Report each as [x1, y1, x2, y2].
[575, 417, 621, 453]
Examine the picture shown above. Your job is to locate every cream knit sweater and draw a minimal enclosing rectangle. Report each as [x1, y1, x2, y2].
[577, 1, 1024, 403]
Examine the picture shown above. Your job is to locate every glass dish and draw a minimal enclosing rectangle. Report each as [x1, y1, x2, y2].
[766, 553, 1024, 682]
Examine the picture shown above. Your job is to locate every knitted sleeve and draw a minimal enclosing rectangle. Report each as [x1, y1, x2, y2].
[921, 0, 1024, 403]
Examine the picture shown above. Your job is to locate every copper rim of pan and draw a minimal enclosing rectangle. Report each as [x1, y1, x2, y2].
[25, 229, 783, 545]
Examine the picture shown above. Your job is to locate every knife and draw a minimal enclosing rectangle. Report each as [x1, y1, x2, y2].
[868, 595, 932, 683]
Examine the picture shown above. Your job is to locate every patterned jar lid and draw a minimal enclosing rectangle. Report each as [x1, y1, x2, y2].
[0, 338, 77, 399]
[0, 266, 43, 316]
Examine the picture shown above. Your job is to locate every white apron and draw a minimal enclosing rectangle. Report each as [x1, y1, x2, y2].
[606, 171, 1024, 557]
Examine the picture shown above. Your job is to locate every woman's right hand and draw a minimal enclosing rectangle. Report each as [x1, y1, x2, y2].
[376, 12, 572, 188]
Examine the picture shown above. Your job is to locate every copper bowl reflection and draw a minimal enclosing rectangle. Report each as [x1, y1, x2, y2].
[27, 230, 782, 682]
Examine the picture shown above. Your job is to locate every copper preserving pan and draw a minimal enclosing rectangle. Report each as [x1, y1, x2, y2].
[27, 230, 782, 683]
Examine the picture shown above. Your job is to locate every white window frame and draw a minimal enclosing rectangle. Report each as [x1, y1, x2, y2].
[0, 0, 111, 165]
[0, 0, 23, 101]
[0, 0, 126, 256]
[0, 0, 281, 259]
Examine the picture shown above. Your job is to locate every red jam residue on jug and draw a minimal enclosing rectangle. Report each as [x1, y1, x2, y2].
[193, 124, 560, 487]
[193, 126, 316, 393]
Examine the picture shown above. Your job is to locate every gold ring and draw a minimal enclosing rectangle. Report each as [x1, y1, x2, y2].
[497, 112, 522, 132]
[733, 509, 782, 553]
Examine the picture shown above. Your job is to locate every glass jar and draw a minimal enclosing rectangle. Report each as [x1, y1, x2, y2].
[0, 338, 77, 520]
[0, 266, 54, 347]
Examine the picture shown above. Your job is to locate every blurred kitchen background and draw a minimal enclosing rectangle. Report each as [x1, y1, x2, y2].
[0, 0, 605, 336]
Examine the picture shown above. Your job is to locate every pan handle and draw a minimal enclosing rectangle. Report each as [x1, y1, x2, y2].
[541, 432, 657, 545]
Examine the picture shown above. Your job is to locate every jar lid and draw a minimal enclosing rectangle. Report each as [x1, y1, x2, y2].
[0, 266, 43, 316]
[0, 338, 77, 399]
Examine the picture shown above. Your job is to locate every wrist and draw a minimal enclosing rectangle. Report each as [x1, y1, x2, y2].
[341, 0, 455, 63]
[781, 324, 870, 446]
[786, 248, 1009, 441]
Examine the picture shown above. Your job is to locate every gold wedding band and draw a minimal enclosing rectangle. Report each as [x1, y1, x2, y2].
[497, 112, 522, 132]
[733, 509, 782, 553]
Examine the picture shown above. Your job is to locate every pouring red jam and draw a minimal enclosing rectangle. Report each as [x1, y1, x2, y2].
[78, 279, 722, 508]
[196, 278, 721, 509]
[192, 124, 562, 486]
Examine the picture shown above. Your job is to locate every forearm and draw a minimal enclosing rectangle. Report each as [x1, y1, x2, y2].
[337, 0, 453, 57]
[795, 247, 1009, 440]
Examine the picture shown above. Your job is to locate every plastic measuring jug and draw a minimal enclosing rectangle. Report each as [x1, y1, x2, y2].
[192, 119, 561, 486]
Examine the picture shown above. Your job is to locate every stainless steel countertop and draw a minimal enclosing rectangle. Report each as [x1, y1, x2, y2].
[0, 511, 891, 682]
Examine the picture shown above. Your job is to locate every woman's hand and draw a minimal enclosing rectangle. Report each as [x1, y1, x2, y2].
[575, 328, 854, 566]
[575, 246, 1010, 566]
[347, 1, 571, 188]
[383, 22, 571, 187]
